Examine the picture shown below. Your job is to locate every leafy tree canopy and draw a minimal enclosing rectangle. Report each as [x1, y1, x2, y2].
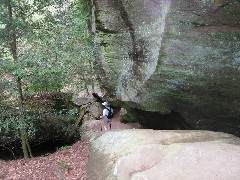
[0, 0, 95, 94]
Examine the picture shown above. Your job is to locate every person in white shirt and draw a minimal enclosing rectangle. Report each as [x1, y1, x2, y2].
[100, 102, 113, 131]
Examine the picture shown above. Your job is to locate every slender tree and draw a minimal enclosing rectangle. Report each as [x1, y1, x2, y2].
[5, 0, 31, 158]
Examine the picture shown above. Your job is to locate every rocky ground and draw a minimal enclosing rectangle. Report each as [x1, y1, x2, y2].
[0, 110, 139, 179]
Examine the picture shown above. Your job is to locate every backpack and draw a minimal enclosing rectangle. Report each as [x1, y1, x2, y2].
[106, 107, 113, 119]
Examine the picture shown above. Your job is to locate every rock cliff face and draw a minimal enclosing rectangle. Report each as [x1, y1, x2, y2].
[92, 0, 240, 136]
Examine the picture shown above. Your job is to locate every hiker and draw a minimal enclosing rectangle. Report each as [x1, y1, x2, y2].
[100, 102, 113, 131]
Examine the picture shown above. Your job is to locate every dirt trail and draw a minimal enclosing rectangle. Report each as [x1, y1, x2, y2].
[85, 110, 140, 132]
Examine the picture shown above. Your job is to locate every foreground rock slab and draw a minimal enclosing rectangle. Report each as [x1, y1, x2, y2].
[87, 129, 240, 180]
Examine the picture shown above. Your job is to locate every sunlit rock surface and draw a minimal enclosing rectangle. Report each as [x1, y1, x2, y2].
[86, 129, 240, 180]
[93, 0, 240, 136]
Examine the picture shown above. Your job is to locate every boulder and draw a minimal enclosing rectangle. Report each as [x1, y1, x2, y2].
[87, 129, 240, 179]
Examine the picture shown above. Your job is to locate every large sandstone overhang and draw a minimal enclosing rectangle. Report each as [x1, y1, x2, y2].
[91, 0, 240, 136]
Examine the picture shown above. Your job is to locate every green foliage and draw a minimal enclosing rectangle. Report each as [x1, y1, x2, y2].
[0, 0, 94, 155]
[57, 145, 71, 151]
[0, 0, 96, 95]
[0, 107, 20, 143]
[0, 106, 37, 146]
[0, 92, 80, 149]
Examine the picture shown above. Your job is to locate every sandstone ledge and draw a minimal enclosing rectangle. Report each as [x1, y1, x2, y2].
[87, 129, 240, 180]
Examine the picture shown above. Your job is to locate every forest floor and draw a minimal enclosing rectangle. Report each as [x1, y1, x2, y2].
[0, 110, 139, 179]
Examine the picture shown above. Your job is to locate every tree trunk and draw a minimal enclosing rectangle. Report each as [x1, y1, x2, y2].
[20, 128, 29, 159]
[7, 0, 31, 159]
[17, 76, 31, 158]
[26, 131, 33, 158]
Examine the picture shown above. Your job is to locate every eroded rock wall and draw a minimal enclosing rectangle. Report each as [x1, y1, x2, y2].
[92, 0, 240, 135]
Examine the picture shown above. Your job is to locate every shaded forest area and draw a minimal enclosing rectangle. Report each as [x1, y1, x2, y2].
[0, 0, 95, 159]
